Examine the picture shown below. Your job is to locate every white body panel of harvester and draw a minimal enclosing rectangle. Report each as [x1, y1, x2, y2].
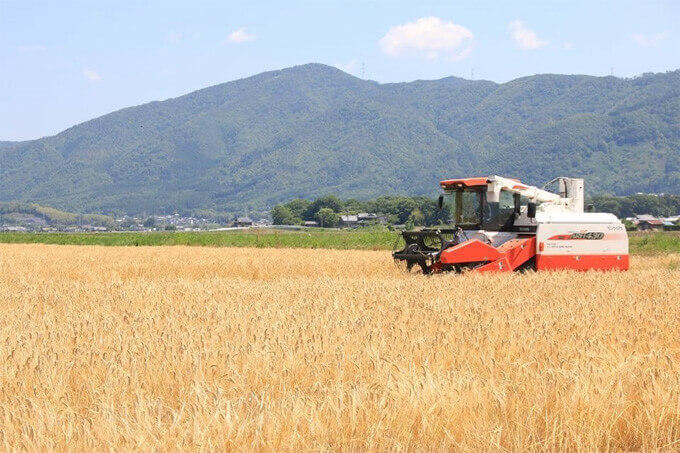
[534, 212, 629, 270]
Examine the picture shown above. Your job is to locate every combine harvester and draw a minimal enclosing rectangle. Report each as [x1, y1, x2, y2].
[393, 176, 629, 274]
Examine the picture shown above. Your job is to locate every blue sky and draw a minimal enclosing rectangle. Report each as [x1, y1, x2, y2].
[1, 0, 678, 141]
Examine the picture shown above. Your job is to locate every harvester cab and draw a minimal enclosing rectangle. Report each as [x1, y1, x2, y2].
[392, 175, 629, 273]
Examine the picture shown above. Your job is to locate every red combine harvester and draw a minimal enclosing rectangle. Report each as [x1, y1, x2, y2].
[393, 175, 629, 274]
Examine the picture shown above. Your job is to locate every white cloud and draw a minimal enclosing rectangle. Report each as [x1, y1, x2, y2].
[631, 32, 668, 46]
[563, 41, 574, 50]
[379, 17, 474, 61]
[83, 69, 101, 81]
[508, 20, 548, 49]
[225, 27, 257, 44]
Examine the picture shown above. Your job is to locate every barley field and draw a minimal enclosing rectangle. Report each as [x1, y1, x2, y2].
[1, 244, 679, 451]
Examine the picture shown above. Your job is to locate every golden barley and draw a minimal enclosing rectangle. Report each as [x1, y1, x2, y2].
[0, 244, 679, 451]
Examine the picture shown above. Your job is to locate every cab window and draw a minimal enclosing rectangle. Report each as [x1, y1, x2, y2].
[483, 190, 515, 230]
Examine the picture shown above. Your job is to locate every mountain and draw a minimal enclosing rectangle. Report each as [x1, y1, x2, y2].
[1, 64, 678, 214]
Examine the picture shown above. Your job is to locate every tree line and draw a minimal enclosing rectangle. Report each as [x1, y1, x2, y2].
[591, 194, 680, 218]
[271, 195, 450, 228]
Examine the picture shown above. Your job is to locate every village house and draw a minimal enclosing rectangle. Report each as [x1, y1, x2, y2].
[634, 214, 665, 231]
[235, 217, 253, 227]
[339, 215, 359, 227]
[357, 213, 378, 222]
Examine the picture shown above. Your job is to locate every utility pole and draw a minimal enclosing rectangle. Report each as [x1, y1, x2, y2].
[471, 68, 474, 80]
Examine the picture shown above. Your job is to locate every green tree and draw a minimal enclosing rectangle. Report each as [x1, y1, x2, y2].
[343, 198, 363, 213]
[394, 198, 418, 224]
[143, 217, 156, 228]
[592, 197, 623, 218]
[271, 205, 298, 225]
[304, 195, 343, 220]
[408, 208, 425, 226]
[622, 219, 637, 231]
[315, 208, 338, 228]
[284, 199, 312, 220]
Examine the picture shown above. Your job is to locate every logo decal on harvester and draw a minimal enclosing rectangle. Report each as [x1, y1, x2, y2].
[570, 232, 604, 240]
[548, 232, 605, 240]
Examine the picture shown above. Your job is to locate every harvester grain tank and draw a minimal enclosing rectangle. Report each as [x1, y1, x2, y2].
[392, 176, 629, 273]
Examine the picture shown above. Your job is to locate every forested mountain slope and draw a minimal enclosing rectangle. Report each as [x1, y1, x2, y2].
[1, 64, 677, 214]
